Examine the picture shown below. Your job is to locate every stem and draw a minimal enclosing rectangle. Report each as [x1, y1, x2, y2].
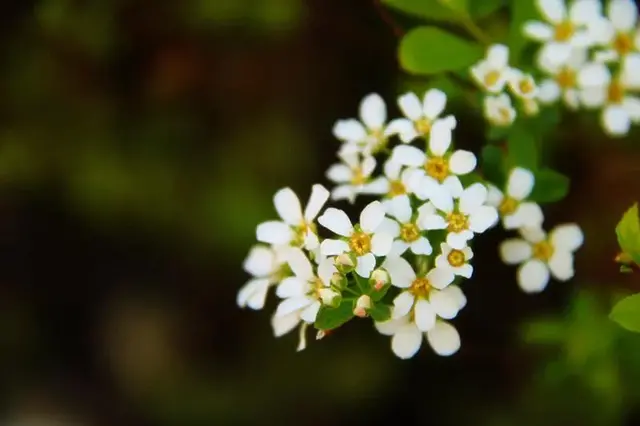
[343, 286, 360, 297]
[459, 15, 491, 46]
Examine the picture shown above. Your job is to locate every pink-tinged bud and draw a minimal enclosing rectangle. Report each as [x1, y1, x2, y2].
[371, 269, 389, 290]
[316, 330, 326, 340]
[354, 295, 372, 318]
[335, 253, 355, 267]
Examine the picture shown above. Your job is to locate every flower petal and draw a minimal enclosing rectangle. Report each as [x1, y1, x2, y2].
[326, 164, 352, 183]
[517, 259, 550, 293]
[276, 277, 308, 298]
[391, 323, 423, 359]
[523, 21, 554, 40]
[274, 187, 303, 226]
[320, 239, 350, 256]
[243, 245, 275, 276]
[391, 145, 426, 167]
[443, 175, 464, 199]
[608, 0, 637, 32]
[578, 62, 611, 87]
[371, 232, 394, 256]
[237, 278, 270, 309]
[398, 92, 423, 120]
[387, 118, 418, 143]
[389, 194, 413, 223]
[486, 184, 504, 207]
[275, 296, 313, 317]
[538, 42, 572, 67]
[318, 208, 353, 236]
[430, 185, 455, 213]
[271, 311, 300, 337]
[603, 105, 631, 136]
[411, 237, 433, 255]
[426, 267, 455, 289]
[300, 300, 321, 323]
[548, 250, 575, 280]
[427, 118, 453, 156]
[356, 253, 377, 278]
[459, 183, 488, 214]
[420, 214, 448, 230]
[286, 247, 314, 280]
[383, 256, 416, 288]
[256, 220, 293, 245]
[487, 43, 510, 68]
[570, 0, 602, 25]
[538, 79, 561, 103]
[423, 89, 447, 119]
[360, 201, 386, 233]
[393, 291, 416, 318]
[429, 290, 459, 320]
[426, 322, 460, 356]
[383, 159, 402, 180]
[360, 93, 386, 129]
[507, 167, 535, 200]
[550, 223, 584, 252]
[623, 96, 640, 122]
[468, 206, 499, 233]
[304, 184, 330, 221]
[375, 316, 408, 336]
[414, 299, 436, 331]
[449, 150, 477, 175]
[317, 257, 337, 286]
[499, 238, 533, 264]
[537, 0, 566, 23]
[390, 240, 410, 256]
[446, 231, 474, 250]
[333, 119, 367, 142]
[504, 202, 544, 229]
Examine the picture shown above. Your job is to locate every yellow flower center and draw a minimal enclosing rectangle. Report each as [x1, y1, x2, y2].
[613, 32, 634, 56]
[388, 180, 406, 197]
[400, 223, 420, 242]
[484, 70, 501, 87]
[532, 240, 554, 261]
[349, 231, 371, 256]
[424, 156, 449, 182]
[556, 67, 576, 89]
[519, 78, 535, 95]
[292, 221, 317, 246]
[409, 277, 431, 299]
[415, 118, 431, 134]
[608, 80, 624, 104]
[312, 277, 325, 297]
[368, 129, 387, 153]
[499, 197, 518, 216]
[351, 167, 366, 185]
[554, 21, 575, 42]
[447, 249, 466, 267]
[447, 212, 469, 233]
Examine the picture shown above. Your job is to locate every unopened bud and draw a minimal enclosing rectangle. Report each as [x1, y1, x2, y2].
[330, 272, 347, 289]
[319, 288, 341, 307]
[370, 269, 389, 291]
[335, 253, 356, 273]
[354, 295, 372, 318]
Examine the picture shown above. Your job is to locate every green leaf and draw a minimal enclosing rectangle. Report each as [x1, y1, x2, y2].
[486, 125, 510, 141]
[399, 27, 484, 75]
[315, 300, 355, 331]
[438, 0, 468, 14]
[370, 283, 391, 302]
[369, 304, 392, 322]
[528, 169, 569, 203]
[508, 0, 538, 65]
[481, 144, 506, 187]
[470, 0, 505, 18]
[506, 124, 538, 170]
[383, 0, 503, 21]
[616, 203, 640, 265]
[610, 293, 640, 332]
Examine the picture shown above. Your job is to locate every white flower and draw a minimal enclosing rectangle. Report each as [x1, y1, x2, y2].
[390, 120, 477, 198]
[387, 90, 457, 143]
[355, 159, 420, 203]
[435, 243, 474, 278]
[326, 152, 376, 203]
[484, 93, 516, 127]
[471, 44, 512, 93]
[375, 317, 462, 359]
[384, 196, 433, 256]
[271, 314, 309, 352]
[524, 0, 602, 66]
[333, 93, 397, 155]
[538, 48, 587, 109]
[590, 0, 640, 63]
[486, 167, 544, 230]
[500, 224, 584, 293]
[237, 245, 288, 310]
[318, 200, 393, 278]
[508, 69, 539, 100]
[274, 248, 339, 324]
[419, 177, 499, 249]
[256, 184, 330, 249]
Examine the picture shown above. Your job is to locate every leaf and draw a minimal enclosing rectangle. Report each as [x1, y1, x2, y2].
[508, 0, 538, 65]
[399, 27, 484, 75]
[438, 0, 468, 14]
[486, 125, 510, 142]
[528, 169, 569, 203]
[470, 0, 505, 18]
[369, 304, 392, 322]
[506, 124, 538, 170]
[315, 300, 355, 331]
[610, 293, 640, 332]
[383, 0, 503, 21]
[616, 203, 640, 265]
[481, 145, 506, 187]
[370, 283, 391, 302]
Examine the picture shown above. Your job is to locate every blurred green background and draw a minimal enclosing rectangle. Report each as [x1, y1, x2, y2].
[1, 0, 640, 425]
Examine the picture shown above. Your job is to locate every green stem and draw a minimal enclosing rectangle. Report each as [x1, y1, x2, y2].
[460, 15, 491, 46]
[343, 286, 360, 297]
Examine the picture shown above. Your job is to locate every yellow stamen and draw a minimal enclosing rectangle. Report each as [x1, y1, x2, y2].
[349, 232, 371, 256]
[424, 157, 449, 182]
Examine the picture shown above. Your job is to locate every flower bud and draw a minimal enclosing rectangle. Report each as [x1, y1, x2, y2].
[330, 272, 347, 289]
[335, 253, 356, 273]
[353, 295, 372, 318]
[319, 288, 341, 307]
[370, 268, 389, 291]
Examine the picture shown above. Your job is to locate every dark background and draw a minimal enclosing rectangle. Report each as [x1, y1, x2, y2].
[1, 0, 640, 425]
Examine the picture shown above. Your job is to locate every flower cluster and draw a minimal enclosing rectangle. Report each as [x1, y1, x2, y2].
[238, 87, 584, 359]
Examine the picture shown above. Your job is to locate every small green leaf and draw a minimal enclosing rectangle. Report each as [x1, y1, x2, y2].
[399, 27, 484, 75]
[528, 169, 569, 203]
[486, 125, 510, 141]
[315, 300, 355, 331]
[370, 283, 391, 302]
[610, 293, 640, 332]
[369, 304, 392, 322]
[507, 124, 538, 170]
[616, 203, 640, 265]
[438, 0, 468, 14]
[470, 0, 505, 18]
[481, 144, 506, 187]
[508, 0, 538, 65]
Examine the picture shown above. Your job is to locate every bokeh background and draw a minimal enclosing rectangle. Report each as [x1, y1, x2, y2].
[1, 0, 640, 425]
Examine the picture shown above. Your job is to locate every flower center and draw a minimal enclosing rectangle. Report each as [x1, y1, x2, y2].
[388, 179, 406, 197]
[368, 129, 387, 153]
[292, 221, 317, 246]
[608, 80, 624, 104]
[532, 240, 554, 261]
[400, 223, 420, 242]
[554, 21, 574, 42]
[499, 197, 518, 216]
[312, 277, 325, 297]
[447, 249, 466, 267]
[518, 78, 535, 95]
[613, 32, 633, 56]
[424, 156, 449, 182]
[351, 167, 366, 185]
[349, 231, 371, 256]
[409, 277, 431, 299]
[497, 107, 512, 123]
[556, 67, 576, 89]
[447, 212, 469, 233]
[484, 70, 501, 87]
[415, 118, 431, 134]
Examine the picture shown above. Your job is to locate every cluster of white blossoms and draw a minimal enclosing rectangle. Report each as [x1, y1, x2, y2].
[472, 0, 640, 136]
[238, 87, 584, 359]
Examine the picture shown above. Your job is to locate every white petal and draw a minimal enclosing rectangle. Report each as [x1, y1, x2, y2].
[428, 119, 453, 156]
[446, 231, 474, 250]
[391, 323, 423, 359]
[486, 184, 504, 207]
[237, 278, 270, 309]
[578, 62, 611, 87]
[414, 299, 436, 331]
[331, 184, 355, 203]
[271, 311, 300, 337]
[371, 232, 394, 256]
[243, 246, 275, 277]
[429, 290, 459, 319]
[274, 187, 303, 226]
[390, 195, 412, 223]
[487, 44, 510, 68]
[537, 0, 566, 23]
[356, 253, 376, 278]
[507, 167, 535, 200]
[360, 93, 386, 129]
[580, 86, 607, 108]
[421, 214, 448, 230]
[538, 80, 561, 104]
[603, 105, 631, 136]
[256, 221, 293, 245]
[548, 250, 575, 280]
[520, 226, 547, 243]
[449, 150, 477, 175]
[517, 259, 550, 293]
[375, 316, 407, 336]
[550, 224, 584, 252]
[300, 300, 321, 323]
[317, 257, 338, 286]
[445, 285, 467, 309]
[276, 277, 308, 298]
[411, 237, 433, 255]
[455, 264, 474, 278]
[393, 291, 416, 318]
[362, 156, 377, 176]
[318, 208, 353, 236]
[443, 175, 464, 199]
[499, 238, 533, 264]
[275, 296, 312, 317]
[539, 42, 572, 67]
[320, 239, 350, 256]
[390, 240, 410, 256]
[523, 21, 554, 40]
[504, 202, 544, 229]
[360, 201, 385, 233]
[386, 118, 418, 143]
[378, 217, 401, 236]
[326, 164, 352, 183]
[426, 322, 460, 356]
[429, 186, 455, 213]
[382, 256, 416, 288]
[608, 0, 637, 31]
[459, 183, 488, 214]
[286, 247, 314, 280]
[398, 92, 423, 120]
[426, 267, 455, 289]
[563, 90, 580, 110]
[360, 177, 389, 195]
[423, 89, 447, 119]
[391, 145, 426, 167]
[570, 0, 602, 24]
[304, 184, 330, 221]
[333, 119, 367, 142]
[622, 55, 640, 89]
[468, 206, 499, 233]
[623, 96, 640, 122]
[383, 159, 402, 180]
